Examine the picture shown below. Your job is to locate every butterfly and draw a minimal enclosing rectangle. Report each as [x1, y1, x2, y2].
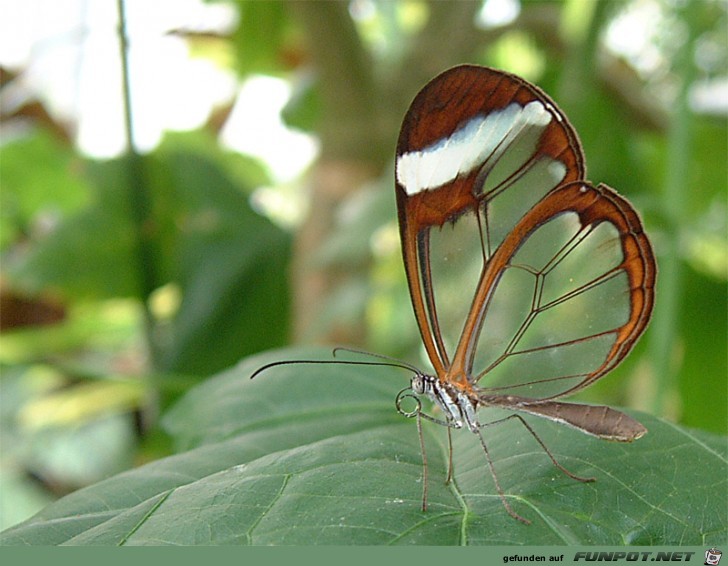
[253, 64, 656, 525]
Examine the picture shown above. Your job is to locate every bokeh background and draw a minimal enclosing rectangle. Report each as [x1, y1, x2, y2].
[1, 0, 725, 531]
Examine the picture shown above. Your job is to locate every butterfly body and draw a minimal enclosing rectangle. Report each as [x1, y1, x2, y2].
[410, 372, 480, 432]
[411, 371, 647, 442]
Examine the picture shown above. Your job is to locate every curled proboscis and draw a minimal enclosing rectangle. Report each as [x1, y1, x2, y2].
[395, 388, 422, 418]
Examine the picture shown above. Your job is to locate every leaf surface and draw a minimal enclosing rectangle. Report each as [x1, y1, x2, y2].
[2, 348, 725, 545]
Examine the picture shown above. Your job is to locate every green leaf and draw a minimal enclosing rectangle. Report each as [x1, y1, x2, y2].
[152, 151, 291, 376]
[6, 159, 139, 299]
[678, 265, 728, 434]
[232, 0, 291, 76]
[0, 130, 91, 249]
[6, 147, 290, 377]
[1, 347, 725, 545]
[281, 74, 321, 133]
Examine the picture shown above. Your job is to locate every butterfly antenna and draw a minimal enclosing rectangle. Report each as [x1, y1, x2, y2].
[250, 353, 422, 380]
[332, 346, 423, 374]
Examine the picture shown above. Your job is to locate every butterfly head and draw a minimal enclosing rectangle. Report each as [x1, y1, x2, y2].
[410, 372, 435, 395]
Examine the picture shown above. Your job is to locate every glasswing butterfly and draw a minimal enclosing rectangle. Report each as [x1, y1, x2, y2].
[253, 64, 656, 525]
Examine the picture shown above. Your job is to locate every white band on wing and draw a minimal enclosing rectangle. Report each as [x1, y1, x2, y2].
[396, 101, 552, 196]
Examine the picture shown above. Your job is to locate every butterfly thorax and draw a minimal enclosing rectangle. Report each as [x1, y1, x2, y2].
[411, 373, 480, 433]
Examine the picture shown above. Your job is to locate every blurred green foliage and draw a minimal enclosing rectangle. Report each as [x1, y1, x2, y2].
[0, 0, 725, 536]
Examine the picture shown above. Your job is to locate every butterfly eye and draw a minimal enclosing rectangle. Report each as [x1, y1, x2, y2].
[411, 374, 426, 394]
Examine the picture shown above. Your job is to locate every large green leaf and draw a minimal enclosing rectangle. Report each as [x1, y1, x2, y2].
[5, 148, 290, 377]
[6, 159, 139, 299]
[1, 347, 725, 545]
[150, 151, 291, 375]
[678, 266, 728, 434]
[233, 0, 292, 76]
[0, 130, 91, 250]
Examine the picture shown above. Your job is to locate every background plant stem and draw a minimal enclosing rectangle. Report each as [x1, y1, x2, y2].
[116, 0, 159, 369]
[649, 8, 697, 417]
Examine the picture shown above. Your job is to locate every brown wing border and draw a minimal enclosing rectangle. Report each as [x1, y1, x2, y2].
[453, 181, 656, 398]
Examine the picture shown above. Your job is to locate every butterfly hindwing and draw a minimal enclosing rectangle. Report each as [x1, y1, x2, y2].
[468, 181, 655, 398]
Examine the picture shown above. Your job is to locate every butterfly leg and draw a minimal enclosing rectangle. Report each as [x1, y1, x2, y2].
[479, 414, 596, 483]
[396, 388, 472, 510]
[445, 426, 454, 485]
[473, 426, 531, 525]
[415, 410, 429, 512]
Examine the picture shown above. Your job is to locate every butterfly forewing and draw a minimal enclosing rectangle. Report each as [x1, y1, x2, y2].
[396, 65, 655, 403]
[396, 66, 586, 377]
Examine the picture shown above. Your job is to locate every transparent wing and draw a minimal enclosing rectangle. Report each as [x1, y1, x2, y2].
[396, 66, 585, 379]
[465, 182, 656, 399]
